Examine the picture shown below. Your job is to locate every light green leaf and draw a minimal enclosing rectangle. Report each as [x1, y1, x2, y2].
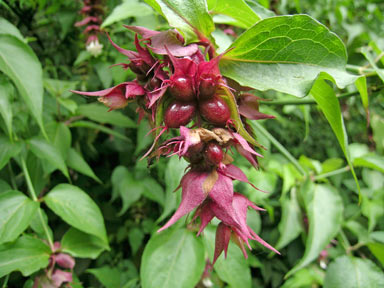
[0, 18, 25, 41]
[77, 103, 136, 128]
[276, 188, 303, 250]
[354, 154, 384, 173]
[141, 228, 205, 288]
[53, 122, 71, 159]
[324, 256, 384, 288]
[61, 228, 107, 259]
[29, 208, 53, 242]
[88, 266, 121, 288]
[208, 0, 260, 28]
[69, 120, 130, 141]
[146, 0, 214, 43]
[0, 235, 50, 277]
[361, 47, 384, 83]
[101, 0, 153, 28]
[310, 78, 360, 195]
[44, 78, 78, 99]
[0, 81, 13, 140]
[0, 34, 46, 136]
[0, 137, 22, 170]
[0, 191, 38, 244]
[45, 184, 109, 246]
[141, 178, 164, 206]
[286, 184, 343, 277]
[203, 226, 251, 288]
[67, 148, 101, 183]
[355, 76, 369, 111]
[128, 227, 144, 255]
[220, 15, 357, 97]
[28, 138, 69, 178]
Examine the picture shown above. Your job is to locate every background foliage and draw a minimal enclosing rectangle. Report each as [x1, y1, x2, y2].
[0, 0, 383, 287]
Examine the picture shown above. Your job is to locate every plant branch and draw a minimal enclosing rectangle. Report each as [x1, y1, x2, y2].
[20, 157, 54, 249]
[250, 121, 307, 176]
[313, 166, 350, 180]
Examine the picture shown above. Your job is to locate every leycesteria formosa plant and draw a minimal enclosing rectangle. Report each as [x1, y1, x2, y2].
[72, 24, 280, 262]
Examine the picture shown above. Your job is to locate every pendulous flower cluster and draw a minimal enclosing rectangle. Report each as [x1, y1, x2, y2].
[75, 0, 104, 57]
[72, 25, 279, 263]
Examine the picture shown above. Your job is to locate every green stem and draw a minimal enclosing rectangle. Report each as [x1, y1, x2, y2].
[20, 158, 54, 249]
[251, 121, 307, 176]
[313, 166, 350, 180]
[1, 274, 9, 288]
[346, 64, 376, 74]
[338, 229, 352, 255]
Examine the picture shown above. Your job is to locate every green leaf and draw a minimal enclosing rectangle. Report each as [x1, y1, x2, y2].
[354, 154, 384, 173]
[361, 47, 384, 83]
[101, 0, 153, 28]
[203, 226, 251, 288]
[141, 228, 205, 288]
[367, 242, 384, 267]
[0, 235, 50, 278]
[61, 228, 107, 259]
[53, 122, 71, 159]
[69, 120, 130, 141]
[0, 81, 13, 140]
[44, 78, 78, 99]
[0, 180, 11, 193]
[67, 148, 101, 183]
[0, 191, 38, 244]
[220, 15, 357, 97]
[0, 137, 22, 170]
[0, 35, 46, 137]
[355, 76, 369, 111]
[88, 266, 121, 288]
[323, 256, 384, 288]
[128, 227, 144, 255]
[310, 78, 360, 195]
[286, 184, 343, 277]
[45, 184, 109, 246]
[0, 17, 25, 41]
[147, 0, 214, 43]
[77, 103, 136, 128]
[275, 188, 303, 250]
[141, 177, 164, 206]
[28, 138, 69, 178]
[29, 208, 53, 242]
[208, 0, 260, 29]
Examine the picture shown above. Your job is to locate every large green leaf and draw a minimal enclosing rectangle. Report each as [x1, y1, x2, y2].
[220, 15, 357, 97]
[101, 0, 153, 28]
[324, 256, 384, 288]
[141, 228, 205, 288]
[286, 184, 343, 277]
[0, 190, 38, 244]
[208, 0, 260, 29]
[45, 184, 109, 246]
[354, 154, 384, 173]
[0, 35, 46, 136]
[145, 0, 214, 43]
[203, 226, 252, 288]
[77, 103, 136, 128]
[0, 235, 50, 277]
[67, 148, 101, 183]
[28, 138, 69, 178]
[0, 17, 25, 41]
[275, 188, 303, 250]
[310, 78, 360, 194]
[0, 137, 22, 170]
[61, 228, 107, 259]
[0, 81, 13, 140]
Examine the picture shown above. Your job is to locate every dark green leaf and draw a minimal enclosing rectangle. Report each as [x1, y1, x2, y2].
[286, 184, 343, 277]
[0, 35, 46, 136]
[77, 103, 136, 128]
[324, 256, 384, 288]
[45, 184, 109, 246]
[0, 235, 50, 277]
[220, 15, 357, 97]
[0, 190, 38, 244]
[67, 148, 101, 183]
[147, 0, 214, 43]
[28, 138, 69, 178]
[141, 228, 205, 288]
[61, 228, 107, 259]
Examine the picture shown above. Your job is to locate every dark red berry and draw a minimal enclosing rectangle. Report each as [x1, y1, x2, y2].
[169, 76, 195, 102]
[149, 77, 161, 90]
[199, 96, 231, 126]
[164, 100, 196, 128]
[199, 76, 217, 100]
[205, 142, 223, 165]
[129, 60, 150, 75]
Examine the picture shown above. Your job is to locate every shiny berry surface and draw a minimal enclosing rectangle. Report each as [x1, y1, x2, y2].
[164, 100, 196, 128]
[205, 142, 223, 165]
[199, 96, 231, 126]
[169, 76, 195, 102]
[199, 76, 217, 100]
